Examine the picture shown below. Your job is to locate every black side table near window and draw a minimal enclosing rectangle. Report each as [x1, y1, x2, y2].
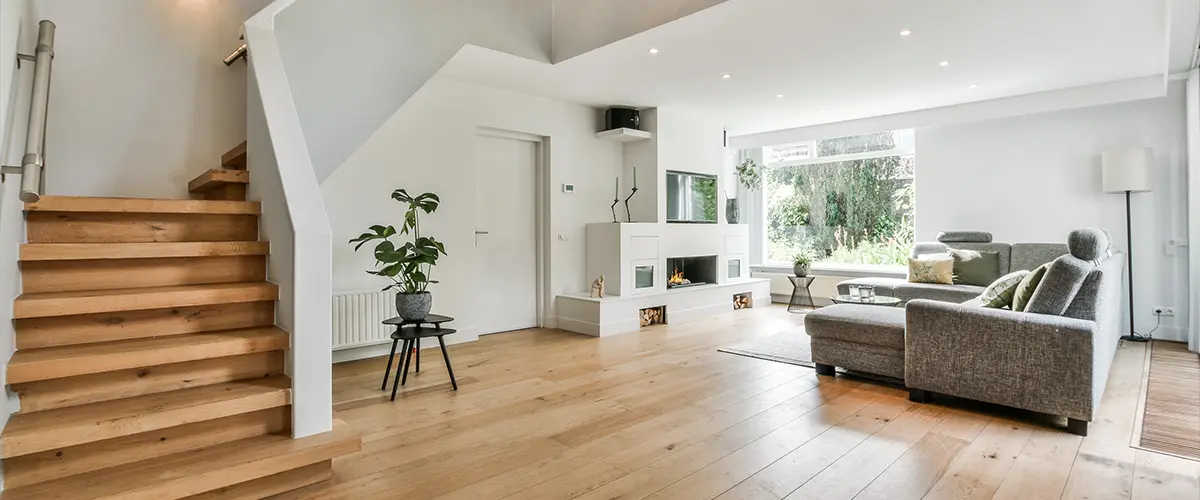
[787, 276, 817, 312]
[381, 314, 458, 401]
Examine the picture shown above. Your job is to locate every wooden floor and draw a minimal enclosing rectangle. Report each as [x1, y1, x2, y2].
[1138, 340, 1200, 460]
[278, 305, 1200, 500]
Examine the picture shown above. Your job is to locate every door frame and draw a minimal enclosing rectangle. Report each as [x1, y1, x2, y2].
[475, 126, 551, 330]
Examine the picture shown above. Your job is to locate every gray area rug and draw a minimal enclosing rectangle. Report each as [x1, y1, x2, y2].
[719, 330, 815, 368]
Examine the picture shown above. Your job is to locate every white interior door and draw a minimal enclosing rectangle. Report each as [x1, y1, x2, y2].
[474, 133, 538, 335]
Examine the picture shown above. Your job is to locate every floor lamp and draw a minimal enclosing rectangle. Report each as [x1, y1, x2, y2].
[1102, 147, 1154, 342]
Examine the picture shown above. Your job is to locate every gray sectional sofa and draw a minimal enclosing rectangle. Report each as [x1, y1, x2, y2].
[807, 229, 1123, 436]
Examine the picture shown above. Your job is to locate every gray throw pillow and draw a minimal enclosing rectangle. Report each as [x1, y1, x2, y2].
[948, 248, 1001, 287]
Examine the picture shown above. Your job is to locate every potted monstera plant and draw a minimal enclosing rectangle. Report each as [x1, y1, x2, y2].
[349, 189, 447, 320]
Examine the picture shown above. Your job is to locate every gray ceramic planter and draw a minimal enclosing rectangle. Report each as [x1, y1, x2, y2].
[395, 291, 432, 321]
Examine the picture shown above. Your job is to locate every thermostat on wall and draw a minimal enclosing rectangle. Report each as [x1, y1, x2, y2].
[562, 184, 575, 194]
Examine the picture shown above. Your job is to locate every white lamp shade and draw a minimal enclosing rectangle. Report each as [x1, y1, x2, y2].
[1101, 147, 1153, 193]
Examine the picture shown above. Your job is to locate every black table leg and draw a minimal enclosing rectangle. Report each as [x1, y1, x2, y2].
[381, 338, 399, 391]
[415, 340, 420, 373]
[390, 338, 410, 401]
[438, 335, 457, 391]
[400, 338, 415, 387]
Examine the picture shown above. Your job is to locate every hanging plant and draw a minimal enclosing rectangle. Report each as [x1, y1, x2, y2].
[735, 158, 761, 192]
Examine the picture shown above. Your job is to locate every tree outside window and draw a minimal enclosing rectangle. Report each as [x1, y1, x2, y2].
[764, 130, 915, 266]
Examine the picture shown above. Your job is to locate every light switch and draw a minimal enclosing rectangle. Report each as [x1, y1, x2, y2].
[557, 233, 570, 241]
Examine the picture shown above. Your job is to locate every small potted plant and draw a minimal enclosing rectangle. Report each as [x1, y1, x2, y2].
[792, 252, 813, 277]
[349, 189, 447, 320]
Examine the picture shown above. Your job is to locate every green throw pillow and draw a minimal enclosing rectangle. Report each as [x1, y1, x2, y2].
[1012, 263, 1050, 312]
[977, 270, 1030, 309]
[949, 248, 1001, 286]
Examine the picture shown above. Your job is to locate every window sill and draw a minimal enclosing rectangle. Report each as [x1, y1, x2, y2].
[750, 263, 906, 279]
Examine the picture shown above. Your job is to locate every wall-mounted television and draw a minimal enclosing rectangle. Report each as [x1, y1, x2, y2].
[666, 171, 717, 223]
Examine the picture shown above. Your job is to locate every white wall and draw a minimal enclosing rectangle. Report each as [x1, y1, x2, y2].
[0, 0, 37, 444]
[273, 0, 552, 183]
[322, 76, 621, 356]
[917, 83, 1190, 341]
[551, 0, 727, 62]
[33, 0, 269, 198]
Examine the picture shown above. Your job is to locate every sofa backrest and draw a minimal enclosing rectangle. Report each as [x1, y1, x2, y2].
[911, 242, 1013, 275]
[1011, 243, 1068, 271]
[911, 241, 1067, 276]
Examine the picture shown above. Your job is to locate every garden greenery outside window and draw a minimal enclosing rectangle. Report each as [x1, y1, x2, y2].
[762, 130, 915, 267]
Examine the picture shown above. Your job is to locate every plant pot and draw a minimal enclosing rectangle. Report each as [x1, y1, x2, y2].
[725, 199, 740, 224]
[395, 291, 432, 321]
[793, 263, 810, 277]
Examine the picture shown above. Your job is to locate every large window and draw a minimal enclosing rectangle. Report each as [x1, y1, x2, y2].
[763, 130, 914, 266]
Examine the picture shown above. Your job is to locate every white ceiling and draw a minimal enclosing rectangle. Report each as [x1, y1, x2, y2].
[439, 0, 1190, 137]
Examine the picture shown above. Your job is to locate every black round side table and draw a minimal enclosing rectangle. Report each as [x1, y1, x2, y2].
[380, 314, 457, 400]
[787, 276, 816, 312]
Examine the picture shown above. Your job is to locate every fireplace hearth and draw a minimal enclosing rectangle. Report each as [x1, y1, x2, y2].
[666, 255, 717, 289]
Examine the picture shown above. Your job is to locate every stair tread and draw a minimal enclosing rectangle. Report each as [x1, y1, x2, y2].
[20, 242, 269, 261]
[14, 282, 279, 319]
[0, 422, 358, 500]
[25, 196, 260, 215]
[8, 327, 289, 384]
[222, 141, 247, 169]
[1, 376, 291, 458]
[188, 169, 249, 193]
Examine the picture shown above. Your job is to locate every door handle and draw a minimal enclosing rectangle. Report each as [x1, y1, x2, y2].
[475, 231, 489, 235]
[474, 230, 489, 247]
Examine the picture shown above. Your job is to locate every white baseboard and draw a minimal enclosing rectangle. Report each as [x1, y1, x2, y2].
[332, 327, 478, 364]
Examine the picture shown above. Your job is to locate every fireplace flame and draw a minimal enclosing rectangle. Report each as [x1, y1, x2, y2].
[669, 268, 688, 286]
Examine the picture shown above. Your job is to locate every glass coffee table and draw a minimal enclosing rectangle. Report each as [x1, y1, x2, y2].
[831, 295, 903, 307]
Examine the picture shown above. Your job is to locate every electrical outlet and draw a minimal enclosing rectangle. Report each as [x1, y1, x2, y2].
[1153, 306, 1176, 317]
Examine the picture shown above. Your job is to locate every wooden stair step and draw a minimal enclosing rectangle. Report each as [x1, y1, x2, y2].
[222, 141, 247, 169]
[12, 351, 285, 413]
[1, 408, 290, 490]
[14, 282, 279, 319]
[25, 196, 260, 215]
[15, 301, 276, 349]
[188, 169, 249, 194]
[0, 376, 291, 458]
[20, 242, 269, 261]
[0, 423, 357, 500]
[8, 327, 289, 384]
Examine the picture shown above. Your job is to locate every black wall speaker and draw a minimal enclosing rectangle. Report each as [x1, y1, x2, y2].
[604, 107, 640, 131]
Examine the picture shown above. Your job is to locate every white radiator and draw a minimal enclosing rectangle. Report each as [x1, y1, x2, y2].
[332, 290, 396, 350]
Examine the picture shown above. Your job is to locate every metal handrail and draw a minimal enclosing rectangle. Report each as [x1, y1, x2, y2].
[14, 19, 55, 202]
[18, 20, 56, 203]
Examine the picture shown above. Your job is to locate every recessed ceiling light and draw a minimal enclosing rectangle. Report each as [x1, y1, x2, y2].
[648, 48, 659, 54]
[968, 84, 978, 89]
[899, 30, 912, 36]
[721, 73, 732, 79]
[939, 61, 950, 67]
[776, 94, 784, 98]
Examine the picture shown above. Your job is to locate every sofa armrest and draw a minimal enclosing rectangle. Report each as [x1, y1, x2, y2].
[904, 299, 1099, 421]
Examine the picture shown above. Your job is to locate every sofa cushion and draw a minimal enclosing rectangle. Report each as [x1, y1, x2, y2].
[894, 282, 985, 303]
[1067, 228, 1109, 262]
[908, 257, 954, 284]
[949, 248, 1001, 286]
[937, 231, 993, 243]
[1010, 243, 1067, 272]
[978, 270, 1030, 308]
[1012, 263, 1049, 312]
[804, 304, 906, 350]
[1026, 254, 1095, 316]
[835, 277, 904, 296]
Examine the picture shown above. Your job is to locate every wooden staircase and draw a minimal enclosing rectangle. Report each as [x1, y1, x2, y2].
[1, 142, 359, 499]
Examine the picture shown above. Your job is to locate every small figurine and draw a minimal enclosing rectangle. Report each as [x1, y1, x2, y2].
[590, 274, 606, 298]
